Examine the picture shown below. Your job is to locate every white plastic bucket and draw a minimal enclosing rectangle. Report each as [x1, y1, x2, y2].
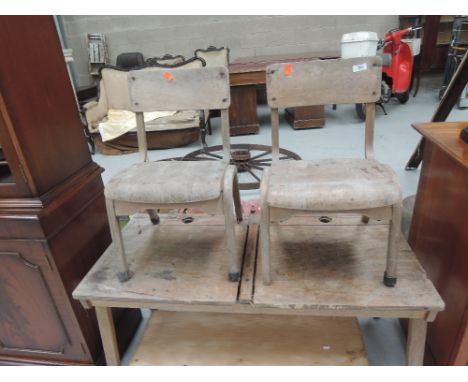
[341, 31, 379, 58]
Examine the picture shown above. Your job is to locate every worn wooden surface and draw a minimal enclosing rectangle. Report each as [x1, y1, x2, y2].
[129, 311, 368, 365]
[74, 214, 443, 319]
[129, 67, 231, 112]
[74, 214, 247, 306]
[254, 216, 443, 314]
[266, 57, 381, 108]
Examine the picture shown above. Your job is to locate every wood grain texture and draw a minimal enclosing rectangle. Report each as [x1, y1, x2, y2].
[228, 85, 259, 135]
[407, 319, 428, 365]
[254, 218, 444, 313]
[129, 67, 231, 112]
[409, 122, 468, 365]
[129, 311, 368, 365]
[412, 122, 468, 168]
[95, 307, 120, 366]
[0, 16, 141, 365]
[266, 57, 382, 108]
[74, 214, 443, 318]
[73, 214, 247, 306]
[0, 16, 90, 196]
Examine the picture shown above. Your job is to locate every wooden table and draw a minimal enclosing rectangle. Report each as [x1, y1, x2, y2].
[73, 212, 443, 365]
[228, 52, 338, 135]
[409, 121, 468, 365]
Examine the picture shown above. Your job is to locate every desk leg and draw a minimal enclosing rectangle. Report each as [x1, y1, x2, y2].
[96, 306, 121, 366]
[407, 318, 427, 365]
[229, 85, 259, 136]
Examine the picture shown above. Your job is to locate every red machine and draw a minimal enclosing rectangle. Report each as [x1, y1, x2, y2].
[356, 26, 421, 121]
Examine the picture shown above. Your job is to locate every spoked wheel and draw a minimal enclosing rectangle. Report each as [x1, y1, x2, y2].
[182, 144, 301, 190]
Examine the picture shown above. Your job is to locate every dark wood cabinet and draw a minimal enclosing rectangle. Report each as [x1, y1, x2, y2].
[409, 122, 468, 365]
[0, 16, 141, 365]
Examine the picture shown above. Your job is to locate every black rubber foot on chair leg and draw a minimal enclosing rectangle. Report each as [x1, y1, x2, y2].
[150, 216, 160, 225]
[229, 272, 240, 282]
[117, 270, 133, 283]
[383, 272, 397, 287]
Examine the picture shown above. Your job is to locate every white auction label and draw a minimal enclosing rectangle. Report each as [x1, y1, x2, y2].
[352, 63, 368, 72]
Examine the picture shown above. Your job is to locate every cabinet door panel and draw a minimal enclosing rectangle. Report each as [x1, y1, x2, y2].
[0, 244, 70, 356]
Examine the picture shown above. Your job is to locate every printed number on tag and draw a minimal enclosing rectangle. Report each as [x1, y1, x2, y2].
[352, 63, 367, 73]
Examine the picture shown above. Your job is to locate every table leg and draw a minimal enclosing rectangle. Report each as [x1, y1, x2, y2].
[229, 85, 259, 136]
[406, 318, 428, 365]
[96, 306, 120, 366]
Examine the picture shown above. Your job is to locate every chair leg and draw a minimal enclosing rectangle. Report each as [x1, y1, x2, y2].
[105, 198, 132, 282]
[384, 202, 402, 287]
[232, 173, 243, 223]
[259, 168, 271, 285]
[147, 209, 160, 225]
[260, 203, 271, 285]
[223, 167, 240, 282]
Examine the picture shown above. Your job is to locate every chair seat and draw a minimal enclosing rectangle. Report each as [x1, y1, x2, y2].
[105, 161, 227, 204]
[267, 158, 401, 211]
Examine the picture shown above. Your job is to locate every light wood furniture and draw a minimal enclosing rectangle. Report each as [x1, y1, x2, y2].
[0, 16, 140, 365]
[409, 121, 468, 365]
[73, 213, 444, 366]
[260, 57, 403, 287]
[228, 52, 338, 135]
[102, 66, 243, 282]
[130, 311, 368, 365]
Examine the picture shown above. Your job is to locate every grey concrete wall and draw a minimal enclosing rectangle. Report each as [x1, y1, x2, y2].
[62, 15, 398, 87]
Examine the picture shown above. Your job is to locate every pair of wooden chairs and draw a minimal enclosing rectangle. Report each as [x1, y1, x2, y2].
[104, 56, 402, 288]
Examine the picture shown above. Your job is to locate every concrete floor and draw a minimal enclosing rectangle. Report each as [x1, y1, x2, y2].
[93, 75, 467, 365]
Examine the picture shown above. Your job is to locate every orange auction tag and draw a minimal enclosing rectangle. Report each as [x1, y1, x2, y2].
[163, 71, 173, 81]
[284, 63, 292, 76]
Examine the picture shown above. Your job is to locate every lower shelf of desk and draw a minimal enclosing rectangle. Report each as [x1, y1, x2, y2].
[130, 311, 368, 365]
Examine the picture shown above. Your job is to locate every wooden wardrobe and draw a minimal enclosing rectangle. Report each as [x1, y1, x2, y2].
[0, 16, 141, 365]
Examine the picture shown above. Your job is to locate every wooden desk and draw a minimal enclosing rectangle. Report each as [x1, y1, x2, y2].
[409, 121, 468, 365]
[228, 52, 338, 135]
[74, 213, 443, 366]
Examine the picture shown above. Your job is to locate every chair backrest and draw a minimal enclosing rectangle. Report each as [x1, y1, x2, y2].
[265, 56, 382, 161]
[128, 66, 231, 162]
[195, 46, 229, 67]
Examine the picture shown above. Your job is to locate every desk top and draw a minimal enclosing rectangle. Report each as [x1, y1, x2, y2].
[412, 121, 468, 169]
[73, 213, 444, 319]
[229, 51, 339, 74]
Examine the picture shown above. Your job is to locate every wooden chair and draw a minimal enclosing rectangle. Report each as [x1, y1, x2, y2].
[260, 56, 402, 287]
[103, 65, 243, 282]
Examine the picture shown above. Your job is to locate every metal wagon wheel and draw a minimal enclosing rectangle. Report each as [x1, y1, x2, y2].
[181, 144, 301, 190]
